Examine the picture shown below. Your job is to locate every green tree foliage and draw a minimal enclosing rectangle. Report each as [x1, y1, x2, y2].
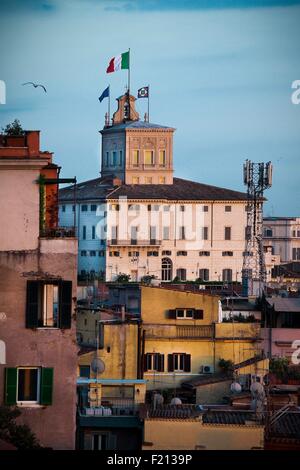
[0, 406, 41, 450]
[2, 119, 24, 136]
[115, 273, 131, 283]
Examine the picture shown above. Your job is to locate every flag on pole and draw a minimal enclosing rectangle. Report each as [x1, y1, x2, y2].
[137, 86, 149, 98]
[99, 86, 110, 103]
[106, 51, 129, 73]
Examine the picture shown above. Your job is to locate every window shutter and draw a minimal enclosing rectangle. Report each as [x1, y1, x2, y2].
[168, 309, 176, 319]
[194, 309, 204, 320]
[5, 368, 17, 405]
[143, 354, 148, 372]
[184, 354, 191, 372]
[59, 281, 72, 329]
[108, 433, 117, 450]
[98, 323, 104, 349]
[158, 354, 165, 372]
[40, 367, 54, 405]
[26, 281, 39, 328]
[168, 354, 174, 372]
[84, 433, 93, 450]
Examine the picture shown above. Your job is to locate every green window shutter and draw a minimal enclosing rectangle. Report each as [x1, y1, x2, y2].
[40, 368, 54, 405]
[59, 281, 72, 329]
[5, 368, 17, 405]
[26, 281, 39, 328]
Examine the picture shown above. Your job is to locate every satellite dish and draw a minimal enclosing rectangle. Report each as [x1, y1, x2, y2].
[230, 382, 242, 394]
[170, 397, 182, 405]
[91, 357, 105, 374]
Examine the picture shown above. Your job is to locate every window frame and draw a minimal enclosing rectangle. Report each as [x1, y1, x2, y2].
[17, 367, 40, 405]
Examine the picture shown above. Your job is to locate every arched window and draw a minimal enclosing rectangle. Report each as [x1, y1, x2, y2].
[162, 257, 172, 281]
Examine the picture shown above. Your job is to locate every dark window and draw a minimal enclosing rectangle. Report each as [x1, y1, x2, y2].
[81, 250, 87, 256]
[222, 251, 233, 256]
[79, 366, 90, 378]
[81, 205, 88, 212]
[167, 353, 191, 372]
[18, 368, 39, 402]
[162, 258, 172, 281]
[292, 248, 300, 260]
[225, 227, 231, 240]
[202, 227, 208, 240]
[90, 205, 97, 211]
[245, 226, 251, 240]
[222, 269, 232, 282]
[90, 250, 96, 257]
[176, 268, 186, 281]
[62, 205, 66, 212]
[264, 228, 273, 237]
[26, 280, 72, 329]
[147, 251, 159, 257]
[72, 205, 75, 212]
[180, 205, 185, 212]
[99, 250, 105, 257]
[92, 226, 96, 239]
[203, 205, 209, 212]
[109, 251, 120, 257]
[144, 353, 164, 372]
[177, 251, 187, 256]
[225, 205, 232, 212]
[199, 269, 209, 281]
[5, 367, 53, 406]
[83, 226, 86, 240]
[162, 250, 172, 256]
[199, 251, 210, 256]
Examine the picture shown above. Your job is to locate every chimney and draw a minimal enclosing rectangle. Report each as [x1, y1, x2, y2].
[113, 177, 122, 187]
[26, 131, 40, 157]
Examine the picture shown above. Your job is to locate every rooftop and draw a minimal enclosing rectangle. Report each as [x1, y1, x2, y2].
[59, 176, 248, 202]
[101, 120, 175, 133]
[266, 297, 300, 313]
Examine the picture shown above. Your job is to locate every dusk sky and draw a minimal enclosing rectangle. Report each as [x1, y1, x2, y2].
[0, 0, 299, 216]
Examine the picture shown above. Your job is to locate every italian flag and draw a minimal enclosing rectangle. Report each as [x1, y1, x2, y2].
[106, 51, 129, 73]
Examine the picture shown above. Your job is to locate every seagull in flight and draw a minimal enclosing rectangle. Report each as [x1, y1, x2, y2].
[22, 82, 47, 93]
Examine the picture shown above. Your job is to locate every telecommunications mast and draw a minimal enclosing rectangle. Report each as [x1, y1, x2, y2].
[242, 160, 273, 297]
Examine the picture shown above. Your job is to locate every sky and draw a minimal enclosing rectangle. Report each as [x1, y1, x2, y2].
[0, 0, 299, 216]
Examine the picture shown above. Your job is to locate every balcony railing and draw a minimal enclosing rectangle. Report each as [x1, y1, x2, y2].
[176, 325, 214, 338]
[40, 226, 76, 238]
[107, 239, 161, 247]
[79, 399, 140, 417]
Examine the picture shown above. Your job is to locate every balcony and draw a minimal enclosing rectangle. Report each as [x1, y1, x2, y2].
[77, 400, 142, 429]
[107, 239, 161, 247]
[144, 325, 214, 339]
[40, 226, 76, 238]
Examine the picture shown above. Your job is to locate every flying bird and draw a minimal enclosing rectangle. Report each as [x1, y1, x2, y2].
[22, 82, 47, 93]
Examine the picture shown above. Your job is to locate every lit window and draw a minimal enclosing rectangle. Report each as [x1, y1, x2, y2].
[145, 176, 152, 184]
[17, 368, 40, 403]
[225, 227, 231, 240]
[132, 150, 139, 166]
[132, 177, 139, 184]
[159, 176, 166, 184]
[159, 150, 166, 166]
[144, 150, 154, 165]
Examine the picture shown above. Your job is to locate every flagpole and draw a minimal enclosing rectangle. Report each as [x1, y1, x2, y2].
[108, 85, 110, 125]
[128, 48, 130, 120]
[148, 84, 150, 122]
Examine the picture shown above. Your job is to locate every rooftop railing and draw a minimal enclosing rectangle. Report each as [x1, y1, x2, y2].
[40, 226, 76, 238]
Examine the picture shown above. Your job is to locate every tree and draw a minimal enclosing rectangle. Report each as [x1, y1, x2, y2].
[115, 273, 131, 283]
[0, 406, 41, 450]
[2, 119, 24, 136]
[218, 358, 234, 374]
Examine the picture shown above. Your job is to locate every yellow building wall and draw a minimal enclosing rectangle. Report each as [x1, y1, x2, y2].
[143, 419, 264, 450]
[141, 286, 219, 325]
[144, 337, 263, 390]
[78, 323, 138, 380]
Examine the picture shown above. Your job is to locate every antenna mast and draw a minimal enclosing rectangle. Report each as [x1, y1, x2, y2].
[242, 160, 273, 297]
